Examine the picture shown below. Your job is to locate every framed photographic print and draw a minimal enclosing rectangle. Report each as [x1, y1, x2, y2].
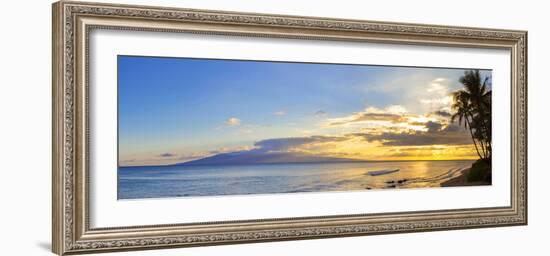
[52, 1, 527, 255]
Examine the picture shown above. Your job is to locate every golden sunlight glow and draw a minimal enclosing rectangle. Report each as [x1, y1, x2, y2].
[290, 137, 477, 161]
[301, 101, 478, 161]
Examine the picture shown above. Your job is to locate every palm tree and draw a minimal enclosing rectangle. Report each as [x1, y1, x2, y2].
[451, 90, 483, 160]
[451, 70, 492, 162]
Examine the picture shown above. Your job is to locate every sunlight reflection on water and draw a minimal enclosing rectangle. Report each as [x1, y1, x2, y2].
[118, 160, 473, 199]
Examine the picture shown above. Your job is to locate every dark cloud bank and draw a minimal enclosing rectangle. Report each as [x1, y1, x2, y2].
[254, 120, 471, 151]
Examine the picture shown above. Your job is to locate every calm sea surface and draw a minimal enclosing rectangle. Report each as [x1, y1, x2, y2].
[118, 160, 473, 199]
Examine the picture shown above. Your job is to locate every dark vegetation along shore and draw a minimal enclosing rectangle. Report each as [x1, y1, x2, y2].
[441, 159, 491, 187]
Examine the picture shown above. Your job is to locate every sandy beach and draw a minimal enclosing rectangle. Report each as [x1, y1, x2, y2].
[441, 167, 491, 187]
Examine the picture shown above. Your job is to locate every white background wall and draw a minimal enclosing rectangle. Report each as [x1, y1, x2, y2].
[0, 0, 547, 255]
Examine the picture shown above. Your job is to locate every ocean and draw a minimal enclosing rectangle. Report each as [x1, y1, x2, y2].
[118, 160, 474, 200]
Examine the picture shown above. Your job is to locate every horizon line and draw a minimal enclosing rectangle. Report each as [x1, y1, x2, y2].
[118, 158, 478, 168]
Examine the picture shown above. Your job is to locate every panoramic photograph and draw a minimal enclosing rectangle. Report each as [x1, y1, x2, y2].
[117, 56, 492, 199]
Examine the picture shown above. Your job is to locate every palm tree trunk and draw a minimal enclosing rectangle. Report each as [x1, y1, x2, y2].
[465, 117, 483, 160]
[476, 102, 491, 160]
[467, 113, 486, 160]
[478, 116, 490, 159]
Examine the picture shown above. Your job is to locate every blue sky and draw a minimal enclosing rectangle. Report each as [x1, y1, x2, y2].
[118, 55, 491, 166]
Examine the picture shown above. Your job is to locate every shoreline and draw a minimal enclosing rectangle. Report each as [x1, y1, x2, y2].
[441, 167, 491, 187]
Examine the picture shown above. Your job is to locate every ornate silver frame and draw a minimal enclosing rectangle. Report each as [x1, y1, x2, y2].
[52, 1, 527, 255]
